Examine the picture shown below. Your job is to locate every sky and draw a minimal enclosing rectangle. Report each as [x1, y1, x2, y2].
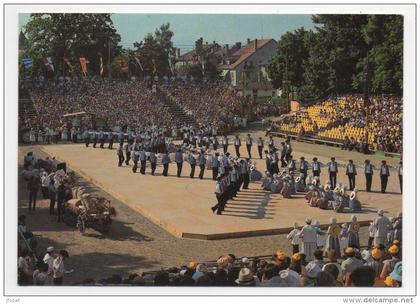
[19, 13, 314, 53]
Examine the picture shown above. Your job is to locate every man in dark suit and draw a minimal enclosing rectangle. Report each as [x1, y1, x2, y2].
[380, 160, 390, 193]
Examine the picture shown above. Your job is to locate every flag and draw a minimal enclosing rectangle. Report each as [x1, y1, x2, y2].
[43, 57, 54, 72]
[63, 57, 74, 73]
[22, 57, 33, 70]
[134, 56, 143, 71]
[79, 57, 88, 76]
[99, 55, 104, 77]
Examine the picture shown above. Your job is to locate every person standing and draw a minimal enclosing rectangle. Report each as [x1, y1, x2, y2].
[48, 178, 57, 215]
[27, 175, 40, 211]
[345, 160, 357, 191]
[56, 182, 66, 223]
[40, 171, 50, 199]
[131, 147, 139, 173]
[211, 177, 224, 215]
[373, 209, 391, 249]
[299, 218, 318, 262]
[287, 222, 301, 254]
[108, 130, 114, 149]
[222, 152, 230, 174]
[234, 135, 241, 158]
[161, 150, 170, 176]
[397, 161, 402, 193]
[265, 150, 271, 173]
[245, 134, 253, 159]
[118, 130, 125, 146]
[211, 152, 220, 180]
[149, 150, 157, 175]
[91, 130, 97, 148]
[117, 143, 124, 167]
[311, 157, 321, 177]
[98, 129, 105, 148]
[299, 157, 309, 182]
[285, 139, 293, 162]
[268, 136, 274, 151]
[240, 160, 250, 189]
[364, 159, 374, 192]
[257, 137, 264, 159]
[124, 143, 131, 166]
[222, 135, 228, 154]
[198, 150, 206, 180]
[52, 250, 69, 285]
[139, 148, 146, 174]
[327, 157, 338, 189]
[287, 156, 296, 175]
[83, 129, 90, 147]
[175, 149, 183, 178]
[188, 151, 196, 178]
[212, 136, 219, 151]
[379, 160, 390, 193]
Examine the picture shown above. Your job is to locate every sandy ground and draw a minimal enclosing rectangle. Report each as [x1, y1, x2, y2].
[18, 128, 401, 285]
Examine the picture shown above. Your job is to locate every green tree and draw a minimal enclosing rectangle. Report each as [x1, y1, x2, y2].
[268, 27, 309, 89]
[134, 23, 174, 77]
[23, 13, 121, 76]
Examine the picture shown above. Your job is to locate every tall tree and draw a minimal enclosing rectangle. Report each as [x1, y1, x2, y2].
[268, 27, 309, 90]
[134, 23, 174, 77]
[23, 13, 121, 76]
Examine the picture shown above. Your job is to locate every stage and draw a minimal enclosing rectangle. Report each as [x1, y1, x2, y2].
[40, 141, 402, 240]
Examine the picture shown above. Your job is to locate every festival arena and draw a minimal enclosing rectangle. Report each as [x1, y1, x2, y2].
[40, 137, 402, 240]
[16, 12, 405, 290]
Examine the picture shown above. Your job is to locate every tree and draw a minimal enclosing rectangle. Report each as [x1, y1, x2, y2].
[23, 13, 121, 76]
[134, 23, 175, 77]
[268, 27, 309, 89]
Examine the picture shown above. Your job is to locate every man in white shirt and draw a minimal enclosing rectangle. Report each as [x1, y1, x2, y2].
[299, 218, 317, 261]
[52, 250, 69, 285]
[287, 222, 301, 254]
[43, 246, 55, 282]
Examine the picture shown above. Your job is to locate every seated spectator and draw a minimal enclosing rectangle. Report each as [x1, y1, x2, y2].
[348, 266, 376, 287]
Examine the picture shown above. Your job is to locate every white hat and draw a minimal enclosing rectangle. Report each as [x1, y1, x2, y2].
[47, 246, 54, 252]
[351, 215, 357, 222]
[242, 257, 250, 264]
[324, 184, 331, 191]
[305, 218, 312, 224]
[312, 179, 317, 185]
[378, 209, 385, 216]
[341, 223, 348, 228]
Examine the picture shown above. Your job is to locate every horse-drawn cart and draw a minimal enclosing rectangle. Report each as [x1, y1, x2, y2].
[63, 187, 116, 234]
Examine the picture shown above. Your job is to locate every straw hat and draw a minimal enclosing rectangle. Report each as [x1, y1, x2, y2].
[235, 268, 255, 286]
[388, 245, 400, 255]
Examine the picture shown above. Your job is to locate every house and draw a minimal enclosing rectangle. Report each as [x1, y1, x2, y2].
[219, 38, 278, 94]
[175, 41, 221, 70]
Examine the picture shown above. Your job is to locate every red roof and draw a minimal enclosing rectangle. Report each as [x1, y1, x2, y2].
[228, 39, 275, 69]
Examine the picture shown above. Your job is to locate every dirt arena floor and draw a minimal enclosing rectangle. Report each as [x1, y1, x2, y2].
[18, 128, 402, 284]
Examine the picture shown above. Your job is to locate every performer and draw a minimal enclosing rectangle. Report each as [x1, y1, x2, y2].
[299, 157, 309, 181]
[211, 176, 224, 215]
[345, 160, 357, 191]
[149, 150, 157, 175]
[311, 157, 321, 177]
[379, 160, 390, 193]
[234, 135, 241, 158]
[245, 134, 253, 159]
[327, 157, 338, 189]
[347, 215, 360, 249]
[364, 159, 374, 192]
[124, 142, 131, 165]
[83, 129, 90, 147]
[325, 217, 341, 257]
[188, 151, 196, 178]
[139, 148, 146, 175]
[198, 150, 206, 180]
[91, 130, 97, 148]
[161, 150, 170, 176]
[108, 130, 114, 149]
[117, 143, 124, 167]
[175, 149, 183, 178]
[211, 152, 220, 180]
[349, 189, 362, 212]
[131, 147, 139, 173]
[268, 136, 274, 151]
[287, 155, 296, 175]
[257, 137, 264, 159]
[222, 135, 228, 154]
[240, 159, 250, 189]
[299, 218, 318, 261]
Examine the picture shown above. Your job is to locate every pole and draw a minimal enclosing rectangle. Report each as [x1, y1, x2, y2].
[108, 38, 112, 79]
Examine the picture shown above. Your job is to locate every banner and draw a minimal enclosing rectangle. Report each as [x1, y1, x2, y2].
[79, 57, 88, 76]
[99, 55, 104, 77]
[63, 57, 74, 73]
[43, 57, 54, 72]
[22, 57, 33, 70]
[134, 56, 143, 71]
